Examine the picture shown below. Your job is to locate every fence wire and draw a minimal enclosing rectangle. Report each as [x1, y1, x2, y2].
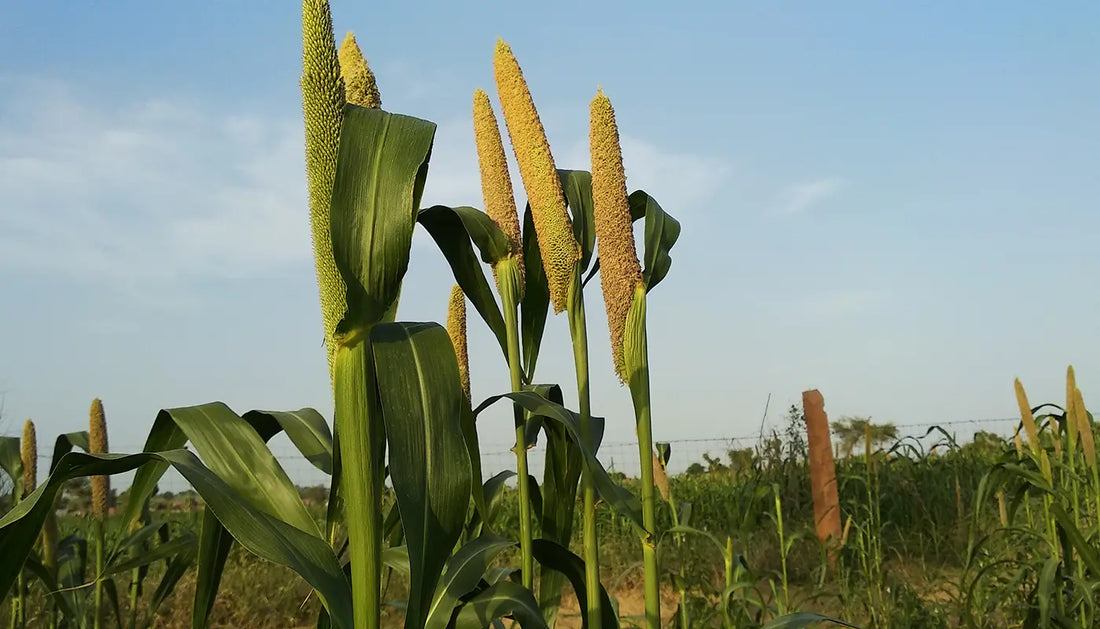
[26, 416, 1020, 495]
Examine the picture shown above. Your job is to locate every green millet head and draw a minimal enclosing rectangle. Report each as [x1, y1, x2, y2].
[21, 419, 37, 499]
[1076, 387, 1096, 470]
[1015, 379, 1040, 457]
[590, 89, 643, 382]
[493, 39, 579, 313]
[301, 0, 348, 387]
[447, 285, 471, 401]
[89, 398, 110, 521]
[473, 88, 524, 288]
[339, 32, 381, 109]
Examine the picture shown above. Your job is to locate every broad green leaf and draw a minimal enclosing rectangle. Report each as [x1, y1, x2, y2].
[760, 611, 860, 628]
[628, 190, 680, 292]
[528, 384, 584, 624]
[461, 401, 489, 526]
[191, 507, 233, 629]
[520, 205, 550, 382]
[371, 322, 473, 629]
[532, 539, 619, 629]
[425, 535, 516, 629]
[329, 105, 436, 333]
[582, 190, 681, 293]
[0, 450, 353, 629]
[475, 392, 643, 532]
[21, 555, 77, 619]
[244, 409, 334, 475]
[49, 432, 90, 473]
[453, 581, 549, 629]
[123, 403, 319, 537]
[559, 170, 596, 272]
[417, 204, 509, 360]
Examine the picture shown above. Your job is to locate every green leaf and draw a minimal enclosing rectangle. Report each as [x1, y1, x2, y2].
[665, 525, 728, 558]
[0, 436, 22, 497]
[760, 611, 860, 628]
[371, 322, 473, 629]
[532, 539, 619, 629]
[50, 432, 90, 473]
[520, 205, 550, 382]
[474, 392, 643, 532]
[21, 554, 77, 620]
[453, 581, 549, 629]
[559, 170, 596, 272]
[191, 507, 234, 629]
[425, 535, 516, 629]
[417, 205, 509, 360]
[628, 190, 680, 292]
[461, 401, 488, 528]
[527, 384, 584, 623]
[330, 105, 436, 333]
[103, 532, 197, 577]
[0, 451, 353, 629]
[146, 547, 197, 627]
[124, 403, 319, 538]
[243, 409, 334, 475]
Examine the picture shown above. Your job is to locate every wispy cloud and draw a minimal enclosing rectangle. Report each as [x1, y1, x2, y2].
[0, 78, 729, 307]
[770, 177, 844, 217]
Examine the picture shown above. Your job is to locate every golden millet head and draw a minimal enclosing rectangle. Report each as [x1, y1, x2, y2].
[339, 32, 381, 109]
[301, 0, 348, 387]
[493, 39, 579, 313]
[1076, 387, 1096, 470]
[590, 88, 643, 381]
[1015, 378, 1040, 457]
[447, 285, 471, 401]
[21, 419, 37, 499]
[90, 398, 110, 521]
[473, 88, 524, 279]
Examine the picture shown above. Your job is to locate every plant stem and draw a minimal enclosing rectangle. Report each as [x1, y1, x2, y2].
[335, 339, 385, 629]
[667, 487, 690, 629]
[94, 518, 105, 629]
[627, 313, 661, 629]
[567, 276, 602, 629]
[503, 290, 535, 589]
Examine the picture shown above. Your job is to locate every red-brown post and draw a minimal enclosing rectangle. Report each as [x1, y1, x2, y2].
[803, 389, 842, 557]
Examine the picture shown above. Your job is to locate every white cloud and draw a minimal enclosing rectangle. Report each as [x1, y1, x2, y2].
[0, 78, 310, 302]
[771, 177, 844, 217]
[0, 78, 729, 306]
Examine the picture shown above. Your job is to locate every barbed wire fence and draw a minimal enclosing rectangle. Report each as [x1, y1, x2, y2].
[32, 416, 1023, 495]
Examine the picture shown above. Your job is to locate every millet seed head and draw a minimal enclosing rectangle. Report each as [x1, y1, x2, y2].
[447, 285, 471, 401]
[590, 89, 643, 382]
[1015, 379, 1040, 457]
[473, 88, 524, 285]
[1075, 386, 1096, 470]
[90, 398, 110, 521]
[493, 39, 578, 313]
[21, 419, 37, 499]
[302, 0, 348, 387]
[339, 32, 381, 109]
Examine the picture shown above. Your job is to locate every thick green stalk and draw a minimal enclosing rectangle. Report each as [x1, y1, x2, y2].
[627, 333, 661, 629]
[335, 339, 385, 629]
[567, 273, 602, 629]
[502, 276, 534, 588]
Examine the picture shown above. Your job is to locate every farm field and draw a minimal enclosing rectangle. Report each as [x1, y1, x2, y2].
[2, 2, 1097, 629]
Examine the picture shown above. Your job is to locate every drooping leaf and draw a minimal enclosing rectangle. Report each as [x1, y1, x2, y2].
[760, 612, 861, 629]
[124, 403, 319, 538]
[475, 392, 642, 532]
[628, 190, 680, 292]
[0, 451, 353, 629]
[417, 205, 509, 361]
[425, 534, 516, 629]
[532, 539, 619, 629]
[244, 409, 334, 475]
[453, 581, 549, 629]
[371, 322, 473, 629]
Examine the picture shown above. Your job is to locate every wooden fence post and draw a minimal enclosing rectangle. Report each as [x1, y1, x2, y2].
[803, 389, 842, 561]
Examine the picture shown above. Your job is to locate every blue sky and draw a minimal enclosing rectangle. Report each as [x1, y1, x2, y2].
[1, 1, 1098, 478]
